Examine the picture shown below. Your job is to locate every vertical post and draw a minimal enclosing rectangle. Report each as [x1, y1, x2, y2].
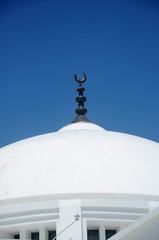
[20, 230, 30, 240]
[82, 219, 87, 240]
[40, 227, 47, 240]
[99, 224, 105, 240]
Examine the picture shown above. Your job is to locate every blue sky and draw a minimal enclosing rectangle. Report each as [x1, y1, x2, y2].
[0, 0, 159, 147]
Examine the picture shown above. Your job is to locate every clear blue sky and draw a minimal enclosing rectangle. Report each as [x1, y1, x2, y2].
[0, 0, 159, 147]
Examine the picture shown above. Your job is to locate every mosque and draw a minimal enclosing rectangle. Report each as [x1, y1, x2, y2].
[0, 73, 159, 240]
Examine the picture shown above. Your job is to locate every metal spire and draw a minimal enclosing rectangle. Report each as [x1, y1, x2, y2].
[72, 72, 90, 123]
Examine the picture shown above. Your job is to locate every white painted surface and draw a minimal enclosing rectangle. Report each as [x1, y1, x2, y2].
[110, 206, 159, 240]
[0, 122, 159, 200]
[57, 200, 82, 240]
[0, 197, 149, 234]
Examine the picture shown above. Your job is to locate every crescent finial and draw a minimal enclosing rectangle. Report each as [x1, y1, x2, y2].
[74, 72, 86, 83]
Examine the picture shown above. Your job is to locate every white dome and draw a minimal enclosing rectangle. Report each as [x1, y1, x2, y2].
[0, 122, 159, 201]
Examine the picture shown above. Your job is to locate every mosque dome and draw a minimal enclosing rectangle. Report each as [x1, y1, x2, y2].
[1, 73, 159, 240]
[0, 121, 159, 201]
